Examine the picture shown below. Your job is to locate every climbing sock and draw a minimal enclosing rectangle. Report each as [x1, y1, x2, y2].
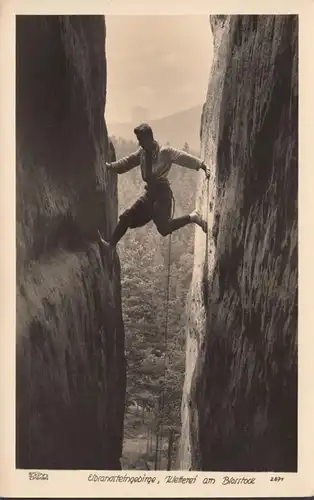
[189, 209, 208, 233]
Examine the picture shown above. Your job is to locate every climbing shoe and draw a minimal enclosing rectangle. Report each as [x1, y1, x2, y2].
[190, 209, 208, 233]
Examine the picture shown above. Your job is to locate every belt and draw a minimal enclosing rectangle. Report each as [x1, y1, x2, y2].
[145, 178, 170, 189]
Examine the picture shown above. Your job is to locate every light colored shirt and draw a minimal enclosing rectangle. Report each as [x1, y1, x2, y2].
[107, 143, 204, 182]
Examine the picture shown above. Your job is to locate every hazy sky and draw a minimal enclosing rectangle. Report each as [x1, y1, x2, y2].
[105, 15, 213, 124]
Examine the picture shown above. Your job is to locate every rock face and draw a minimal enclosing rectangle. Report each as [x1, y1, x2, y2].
[16, 16, 126, 469]
[180, 15, 298, 472]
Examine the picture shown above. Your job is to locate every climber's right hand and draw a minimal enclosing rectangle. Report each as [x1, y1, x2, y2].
[201, 162, 210, 179]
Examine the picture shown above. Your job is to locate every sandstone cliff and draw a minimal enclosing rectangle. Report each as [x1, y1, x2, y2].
[180, 15, 298, 471]
[16, 15, 126, 469]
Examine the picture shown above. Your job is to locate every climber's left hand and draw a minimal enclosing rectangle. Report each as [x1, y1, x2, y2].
[201, 162, 210, 179]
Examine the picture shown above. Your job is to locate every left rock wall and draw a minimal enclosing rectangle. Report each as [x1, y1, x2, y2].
[16, 15, 126, 470]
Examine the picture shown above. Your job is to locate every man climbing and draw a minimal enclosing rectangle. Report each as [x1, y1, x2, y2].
[99, 123, 210, 250]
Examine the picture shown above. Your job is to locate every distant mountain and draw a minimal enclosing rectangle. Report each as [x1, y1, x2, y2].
[106, 105, 203, 152]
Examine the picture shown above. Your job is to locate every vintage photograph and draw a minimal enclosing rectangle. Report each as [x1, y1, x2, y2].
[16, 14, 298, 472]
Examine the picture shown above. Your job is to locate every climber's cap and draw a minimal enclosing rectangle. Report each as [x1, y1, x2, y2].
[134, 123, 154, 140]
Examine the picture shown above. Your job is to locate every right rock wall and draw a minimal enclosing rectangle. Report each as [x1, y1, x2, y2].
[180, 15, 298, 472]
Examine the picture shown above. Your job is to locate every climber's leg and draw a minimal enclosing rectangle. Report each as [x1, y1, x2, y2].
[109, 217, 129, 246]
[99, 191, 153, 248]
[153, 184, 207, 236]
[154, 211, 192, 236]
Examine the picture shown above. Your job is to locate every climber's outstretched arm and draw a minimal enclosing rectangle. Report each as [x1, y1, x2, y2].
[106, 149, 141, 174]
[166, 147, 210, 178]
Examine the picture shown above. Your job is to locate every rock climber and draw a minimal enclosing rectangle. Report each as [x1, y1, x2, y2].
[99, 123, 210, 250]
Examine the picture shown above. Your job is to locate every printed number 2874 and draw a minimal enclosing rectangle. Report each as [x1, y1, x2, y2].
[270, 477, 284, 482]
[29, 472, 49, 480]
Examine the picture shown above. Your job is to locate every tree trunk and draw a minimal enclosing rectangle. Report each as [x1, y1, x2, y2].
[167, 429, 174, 470]
[154, 424, 160, 470]
[149, 411, 153, 454]
[158, 429, 162, 470]
[146, 420, 150, 454]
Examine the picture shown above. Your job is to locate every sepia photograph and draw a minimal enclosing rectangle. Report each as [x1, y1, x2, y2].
[15, 13, 298, 475]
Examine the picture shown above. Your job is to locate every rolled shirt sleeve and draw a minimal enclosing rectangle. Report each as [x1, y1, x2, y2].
[166, 147, 204, 170]
[108, 149, 141, 174]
